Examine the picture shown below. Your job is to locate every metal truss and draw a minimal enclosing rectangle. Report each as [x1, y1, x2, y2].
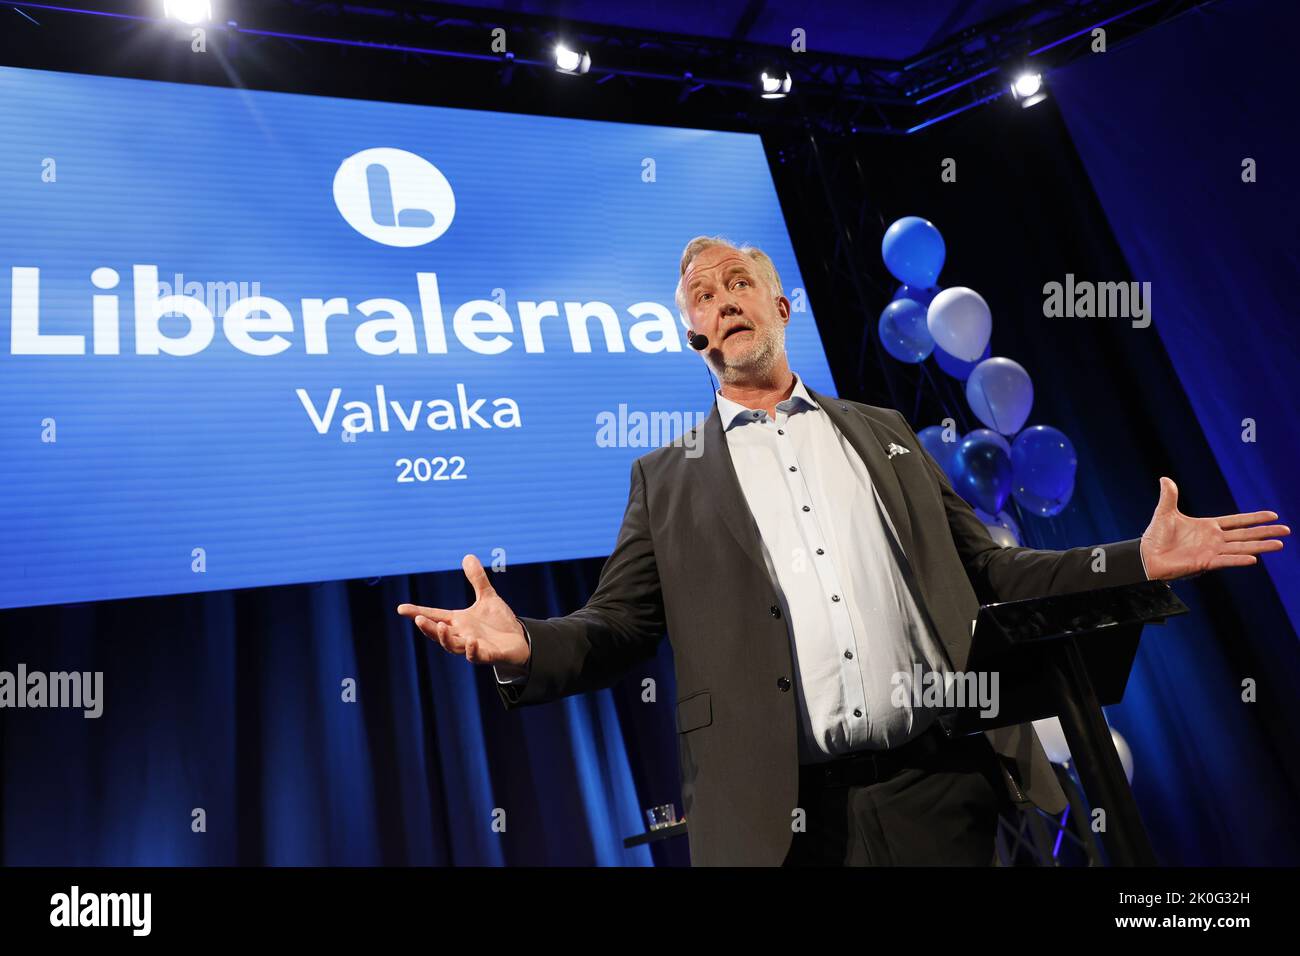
[7, 0, 1225, 135]
[995, 763, 1109, 866]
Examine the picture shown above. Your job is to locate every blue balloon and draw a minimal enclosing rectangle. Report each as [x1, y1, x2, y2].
[893, 283, 938, 308]
[1015, 478, 1075, 518]
[882, 216, 946, 289]
[1011, 425, 1077, 517]
[951, 429, 1012, 514]
[934, 342, 991, 380]
[878, 298, 934, 363]
[966, 357, 1034, 435]
[917, 425, 959, 477]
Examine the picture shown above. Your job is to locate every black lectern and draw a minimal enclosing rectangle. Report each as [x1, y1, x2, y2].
[940, 579, 1189, 866]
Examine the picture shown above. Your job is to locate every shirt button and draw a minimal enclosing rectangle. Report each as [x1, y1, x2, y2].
[853, 708, 862, 718]
[844, 649, 854, 660]
[769, 604, 781, 618]
[788, 466, 797, 472]
[831, 594, 841, 602]
[777, 677, 792, 692]
[816, 548, 825, 555]
[777, 429, 785, 435]
[802, 505, 810, 512]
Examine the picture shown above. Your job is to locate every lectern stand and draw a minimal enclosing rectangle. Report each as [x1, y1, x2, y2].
[941, 580, 1189, 866]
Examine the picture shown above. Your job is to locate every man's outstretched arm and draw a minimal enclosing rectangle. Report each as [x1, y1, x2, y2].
[891, 409, 1288, 602]
[396, 457, 666, 709]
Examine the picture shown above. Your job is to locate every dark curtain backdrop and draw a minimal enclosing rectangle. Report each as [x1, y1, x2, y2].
[1050, 0, 1300, 634]
[3, 0, 1298, 866]
[0, 562, 686, 866]
[1040, 0, 1300, 864]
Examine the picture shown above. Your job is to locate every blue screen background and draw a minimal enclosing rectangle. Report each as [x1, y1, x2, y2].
[0, 65, 836, 609]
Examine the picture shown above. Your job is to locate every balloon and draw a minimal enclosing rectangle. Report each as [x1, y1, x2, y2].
[1033, 719, 1133, 779]
[975, 508, 1021, 544]
[1011, 425, 1077, 517]
[917, 425, 959, 477]
[882, 216, 946, 288]
[1111, 728, 1135, 783]
[985, 524, 1018, 548]
[967, 357, 1034, 435]
[878, 298, 934, 363]
[934, 342, 990, 380]
[893, 283, 938, 308]
[950, 428, 1012, 513]
[927, 287, 991, 362]
[1033, 717, 1071, 764]
[1015, 478, 1075, 518]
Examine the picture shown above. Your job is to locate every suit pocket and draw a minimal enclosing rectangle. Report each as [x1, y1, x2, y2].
[890, 445, 933, 480]
[676, 690, 712, 734]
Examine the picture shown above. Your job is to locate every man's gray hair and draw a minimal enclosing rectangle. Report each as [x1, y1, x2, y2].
[674, 235, 785, 328]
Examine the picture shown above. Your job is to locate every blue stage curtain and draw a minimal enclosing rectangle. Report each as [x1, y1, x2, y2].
[1052, 0, 1300, 638]
[0, 559, 681, 866]
[1043, 0, 1300, 864]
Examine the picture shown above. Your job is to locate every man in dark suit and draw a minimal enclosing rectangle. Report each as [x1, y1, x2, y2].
[397, 237, 1287, 866]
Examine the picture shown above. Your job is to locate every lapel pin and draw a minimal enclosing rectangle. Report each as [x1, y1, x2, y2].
[886, 442, 910, 459]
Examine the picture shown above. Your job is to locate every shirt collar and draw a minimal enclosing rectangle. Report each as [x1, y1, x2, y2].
[715, 372, 820, 430]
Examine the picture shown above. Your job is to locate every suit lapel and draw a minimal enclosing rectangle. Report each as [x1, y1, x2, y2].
[693, 403, 774, 581]
[693, 387, 920, 582]
[810, 388, 918, 569]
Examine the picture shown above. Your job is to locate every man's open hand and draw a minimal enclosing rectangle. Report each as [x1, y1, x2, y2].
[396, 554, 530, 667]
[1140, 477, 1289, 580]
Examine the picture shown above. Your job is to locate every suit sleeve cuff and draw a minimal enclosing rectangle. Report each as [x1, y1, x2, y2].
[493, 619, 532, 685]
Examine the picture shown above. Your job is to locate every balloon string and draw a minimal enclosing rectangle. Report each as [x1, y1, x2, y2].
[857, 320, 871, 394]
[919, 359, 969, 433]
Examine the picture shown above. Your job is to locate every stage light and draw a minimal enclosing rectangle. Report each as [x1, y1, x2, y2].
[1009, 71, 1047, 108]
[1013, 73, 1041, 98]
[760, 71, 792, 99]
[554, 44, 591, 75]
[163, 0, 212, 24]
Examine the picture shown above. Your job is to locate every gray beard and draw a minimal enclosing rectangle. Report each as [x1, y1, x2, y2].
[714, 323, 785, 385]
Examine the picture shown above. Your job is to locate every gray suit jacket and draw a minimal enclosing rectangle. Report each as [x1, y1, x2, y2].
[498, 389, 1146, 865]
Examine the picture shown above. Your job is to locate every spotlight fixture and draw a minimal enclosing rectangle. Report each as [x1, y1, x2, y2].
[1009, 71, 1047, 108]
[554, 44, 591, 75]
[759, 71, 793, 99]
[163, 0, 212, 24]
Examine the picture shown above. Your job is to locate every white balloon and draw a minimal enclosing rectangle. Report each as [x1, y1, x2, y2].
[985, 524, 1018, 548]
[966, 356, 1034, 435]
[1033, 718, 1136, 783]
[927, 286, 992, 362]
[1032, 716, 1071, 764]
[1111, 727, 1135, 783]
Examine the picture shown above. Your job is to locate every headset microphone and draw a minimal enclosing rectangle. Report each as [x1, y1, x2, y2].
[685, 329, 719, 412]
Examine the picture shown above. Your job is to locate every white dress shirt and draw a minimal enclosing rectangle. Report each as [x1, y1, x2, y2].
[713, 374, 951, 762]
[498, 373, 952, 764]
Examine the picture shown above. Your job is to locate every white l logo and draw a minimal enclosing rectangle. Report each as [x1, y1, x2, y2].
[333, 148, 456, 247]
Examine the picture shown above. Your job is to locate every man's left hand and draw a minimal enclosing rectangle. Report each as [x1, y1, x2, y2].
[1140, 477, 1289, 580]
